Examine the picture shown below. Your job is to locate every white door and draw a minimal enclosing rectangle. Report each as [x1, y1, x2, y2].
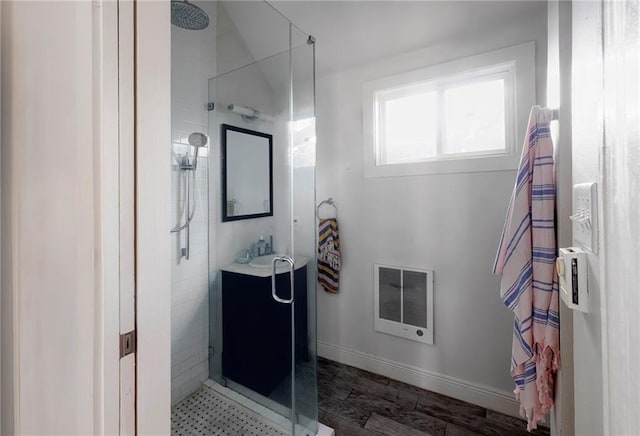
[117, 1, 173, 434]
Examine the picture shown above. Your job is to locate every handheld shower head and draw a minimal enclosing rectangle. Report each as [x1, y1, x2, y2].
[188, 132, 208, 148]
[175, 132, 208, 171]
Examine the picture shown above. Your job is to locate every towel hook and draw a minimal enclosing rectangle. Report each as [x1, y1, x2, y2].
[317, 197, 337, 219]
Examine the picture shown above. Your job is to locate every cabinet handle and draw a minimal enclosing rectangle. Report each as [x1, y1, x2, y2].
[271, 256, 295, 304]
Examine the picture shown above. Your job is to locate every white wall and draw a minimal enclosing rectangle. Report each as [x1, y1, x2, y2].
[600, 1, 640, 433]
[170, 0, 217, 405]
[315, 6, 547, 404]
[570, 2, 640, 435]
[570, 2, 605, 434]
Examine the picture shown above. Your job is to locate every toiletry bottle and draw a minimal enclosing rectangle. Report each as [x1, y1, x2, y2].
[257, 235, 267, 256]
[269, 234, 273, 254]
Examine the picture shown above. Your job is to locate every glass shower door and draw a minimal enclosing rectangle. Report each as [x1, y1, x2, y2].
[208, 5, 317, 434]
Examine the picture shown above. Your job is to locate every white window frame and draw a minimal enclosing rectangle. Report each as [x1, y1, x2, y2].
[363, 42, 536, 177]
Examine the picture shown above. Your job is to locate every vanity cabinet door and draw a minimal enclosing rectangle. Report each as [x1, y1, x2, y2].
[221, 271, 290, 396]
[221, 266, 308, 399]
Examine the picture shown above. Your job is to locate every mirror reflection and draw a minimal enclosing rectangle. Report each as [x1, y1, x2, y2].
[221, 124, 273, 221]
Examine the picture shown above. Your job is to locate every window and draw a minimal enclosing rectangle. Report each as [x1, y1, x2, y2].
[378, 89, 439, 164]
[442, 78, 506, 155]
[376, 72, 509, 165]
[363, 42, 536, 177]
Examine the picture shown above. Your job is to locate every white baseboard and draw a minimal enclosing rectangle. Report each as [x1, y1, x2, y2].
[318, 341, 521, 418]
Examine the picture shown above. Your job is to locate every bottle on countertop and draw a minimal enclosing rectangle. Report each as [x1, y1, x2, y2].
[257, 235, 267, 256]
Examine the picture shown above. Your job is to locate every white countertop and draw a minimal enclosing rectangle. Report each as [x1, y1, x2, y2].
[220, 255, 310, 278]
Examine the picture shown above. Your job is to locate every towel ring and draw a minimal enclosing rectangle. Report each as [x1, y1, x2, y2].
[317, 197, 337, 219]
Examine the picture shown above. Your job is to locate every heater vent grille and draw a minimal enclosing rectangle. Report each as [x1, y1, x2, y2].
[374, 264, 434, 344]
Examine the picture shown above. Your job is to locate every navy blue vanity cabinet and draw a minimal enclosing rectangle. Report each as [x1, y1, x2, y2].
[221, 265, 308, 397]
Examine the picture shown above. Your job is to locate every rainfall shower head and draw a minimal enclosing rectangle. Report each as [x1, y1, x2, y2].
[188, 132, 208, 148]
[171, 1, 209, 31]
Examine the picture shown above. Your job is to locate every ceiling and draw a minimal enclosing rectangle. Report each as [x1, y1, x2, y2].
[268, 1, 547, 77]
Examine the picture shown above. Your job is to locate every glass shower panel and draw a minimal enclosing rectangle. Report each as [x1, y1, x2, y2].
[208, 4, 317, 434]
[207, 31, 317, 436]
[291, 38, 318, 436]
[208, 46, 294, 414]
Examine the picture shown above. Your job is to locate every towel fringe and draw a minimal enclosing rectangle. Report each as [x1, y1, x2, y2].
[514, 342, 560, 431]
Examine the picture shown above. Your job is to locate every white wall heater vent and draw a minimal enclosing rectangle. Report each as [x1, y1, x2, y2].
[373, 264, 434, 345]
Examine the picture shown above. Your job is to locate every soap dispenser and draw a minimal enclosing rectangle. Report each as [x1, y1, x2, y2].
[257, 235, 267, 256]
[268, 233, 273, 254]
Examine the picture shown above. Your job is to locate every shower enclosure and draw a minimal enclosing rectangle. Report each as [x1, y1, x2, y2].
[206, 2, 318, 435]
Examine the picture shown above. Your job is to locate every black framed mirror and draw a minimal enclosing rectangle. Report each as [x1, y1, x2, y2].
[221, 124, 273, 222]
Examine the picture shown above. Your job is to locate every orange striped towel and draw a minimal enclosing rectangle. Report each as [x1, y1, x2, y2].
[318, 218, 341, 293]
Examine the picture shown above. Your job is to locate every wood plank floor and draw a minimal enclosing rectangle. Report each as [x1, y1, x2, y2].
[318, 357, 551, 436]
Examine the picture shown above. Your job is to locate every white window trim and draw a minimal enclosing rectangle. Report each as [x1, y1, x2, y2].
[363, 41, 536, 177]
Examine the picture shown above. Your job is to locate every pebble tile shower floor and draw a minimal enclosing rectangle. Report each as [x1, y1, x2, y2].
[171, 387, 287, 436]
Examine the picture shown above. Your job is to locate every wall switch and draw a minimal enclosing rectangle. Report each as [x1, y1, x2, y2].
[571, 182, 598, 253]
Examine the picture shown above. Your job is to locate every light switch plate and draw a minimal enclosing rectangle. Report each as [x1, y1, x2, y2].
[571, 182, 598, 253]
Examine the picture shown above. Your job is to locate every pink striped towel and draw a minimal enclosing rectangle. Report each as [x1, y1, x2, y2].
[493, 106, 560, 431]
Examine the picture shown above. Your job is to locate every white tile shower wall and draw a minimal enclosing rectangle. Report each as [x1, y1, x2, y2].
[171, 0, 217, 405]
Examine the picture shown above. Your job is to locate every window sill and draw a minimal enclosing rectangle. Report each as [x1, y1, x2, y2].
[364, 153, 520, 178]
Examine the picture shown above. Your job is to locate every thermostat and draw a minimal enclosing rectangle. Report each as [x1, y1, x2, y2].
[557, 247, 589, 313]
